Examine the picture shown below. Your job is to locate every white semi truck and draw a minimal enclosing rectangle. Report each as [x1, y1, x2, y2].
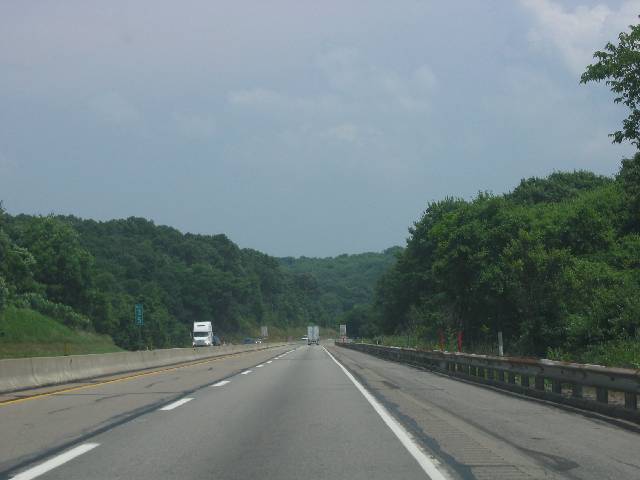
[192, 321, 214, 347]
[307, 325, 319, 345]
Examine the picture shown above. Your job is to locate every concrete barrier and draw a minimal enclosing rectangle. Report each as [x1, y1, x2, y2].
[0, 343, 286, 393]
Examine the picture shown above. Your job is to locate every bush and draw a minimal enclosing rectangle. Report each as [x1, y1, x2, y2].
[580, 339, 640, 369]
[13, 293, 91, 329]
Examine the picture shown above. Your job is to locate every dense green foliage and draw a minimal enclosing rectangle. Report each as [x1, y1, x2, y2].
[371, 164, 640, 365]
[278, 248, 401, 326]
[0, 208, 393, 352]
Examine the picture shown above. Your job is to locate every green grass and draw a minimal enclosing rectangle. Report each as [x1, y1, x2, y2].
[0, 306, 122, 359]
[576, 340, 640, 369]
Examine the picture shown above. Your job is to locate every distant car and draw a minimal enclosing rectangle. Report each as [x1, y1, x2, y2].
[255, 339, 262, 344]
[243, 337, 253, 344]
[301, 336, 308, 341]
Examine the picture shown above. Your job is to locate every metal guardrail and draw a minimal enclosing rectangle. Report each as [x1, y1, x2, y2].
[335, 342, 640, 424]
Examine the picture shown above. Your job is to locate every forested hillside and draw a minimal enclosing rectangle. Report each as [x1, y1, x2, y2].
[369, 162, 640, 366]
[0, 211, 393, 352]
[278, 248, 401, 324]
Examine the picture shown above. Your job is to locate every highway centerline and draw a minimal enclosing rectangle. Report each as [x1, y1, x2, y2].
[159, 398, 193, 411]
[10, 443, 100, 480]
[322, 346, 448, 480]
[256, 364, 264, 368]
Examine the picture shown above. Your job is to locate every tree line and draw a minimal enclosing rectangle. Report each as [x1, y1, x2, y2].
[0, 211, 394, 350]
[361, 166, 639, 363]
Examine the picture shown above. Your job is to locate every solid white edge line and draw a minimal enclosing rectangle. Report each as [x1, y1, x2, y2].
[322, 346, 448, 480]
[159, 397, 193, 411]
[212, 380, 230, 387]
[241, 370, 252, 375]
[11, 443, 100, 480]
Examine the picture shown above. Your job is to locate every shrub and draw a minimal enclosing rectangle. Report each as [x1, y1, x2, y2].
[13, 293, 91, 329]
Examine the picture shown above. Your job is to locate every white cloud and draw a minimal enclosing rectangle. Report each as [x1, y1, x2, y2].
[324, 123, 360, 143]
[228, 47, 437, 115]
[315, 47, 361, 91]
[520, 0, 640, 73]
[87, 92, 141, 125]
[173, 113, 217, 139]
[227, 88, 284, 106]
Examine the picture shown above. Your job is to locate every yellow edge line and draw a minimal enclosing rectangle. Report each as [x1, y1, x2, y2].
[0, 347, 274, 407]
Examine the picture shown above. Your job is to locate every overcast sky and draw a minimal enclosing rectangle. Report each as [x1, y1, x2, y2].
[1, 1, 638, 257]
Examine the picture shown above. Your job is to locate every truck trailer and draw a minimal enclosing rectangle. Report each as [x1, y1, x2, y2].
[307, 325, 320, 345]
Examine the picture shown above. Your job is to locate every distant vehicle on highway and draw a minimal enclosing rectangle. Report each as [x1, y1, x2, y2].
[307, 325, 319, 345]
[243, 337, 254, 344]
[193, 322, 215, 347]
[301, 336, 308, 341]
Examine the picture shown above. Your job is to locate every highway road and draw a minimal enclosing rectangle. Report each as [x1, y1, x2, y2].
[1, 343, 639, 479]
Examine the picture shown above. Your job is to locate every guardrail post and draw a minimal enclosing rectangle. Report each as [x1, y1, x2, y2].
[625, 393, 638, 410]
[508, 372, 516, 384]
[478, 366, 485, 379]
[535, 375, 545, 391]
[596, 387, 608, 404]
[572, 384, 583, 398]
[497, 370, 505, 383]
[551, 380, 562, 394]
[521, 375, 530, 388]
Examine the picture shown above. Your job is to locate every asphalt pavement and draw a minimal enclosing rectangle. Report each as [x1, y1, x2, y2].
[1, 343, 638, 480]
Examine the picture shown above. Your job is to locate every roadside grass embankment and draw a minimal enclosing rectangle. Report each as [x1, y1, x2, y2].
[0, 306, 122, 359]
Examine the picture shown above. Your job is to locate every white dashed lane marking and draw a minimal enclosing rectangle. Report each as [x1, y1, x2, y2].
[11, 443, 100, 480]
[159, 398, 193, 411]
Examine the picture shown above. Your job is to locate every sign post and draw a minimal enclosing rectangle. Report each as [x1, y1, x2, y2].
[260, 325, 268, 338]
[339, 324, 347, 343]
[135, 303, 144, 326]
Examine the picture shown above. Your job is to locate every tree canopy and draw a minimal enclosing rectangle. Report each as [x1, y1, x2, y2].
[581, 16, 640, 146]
